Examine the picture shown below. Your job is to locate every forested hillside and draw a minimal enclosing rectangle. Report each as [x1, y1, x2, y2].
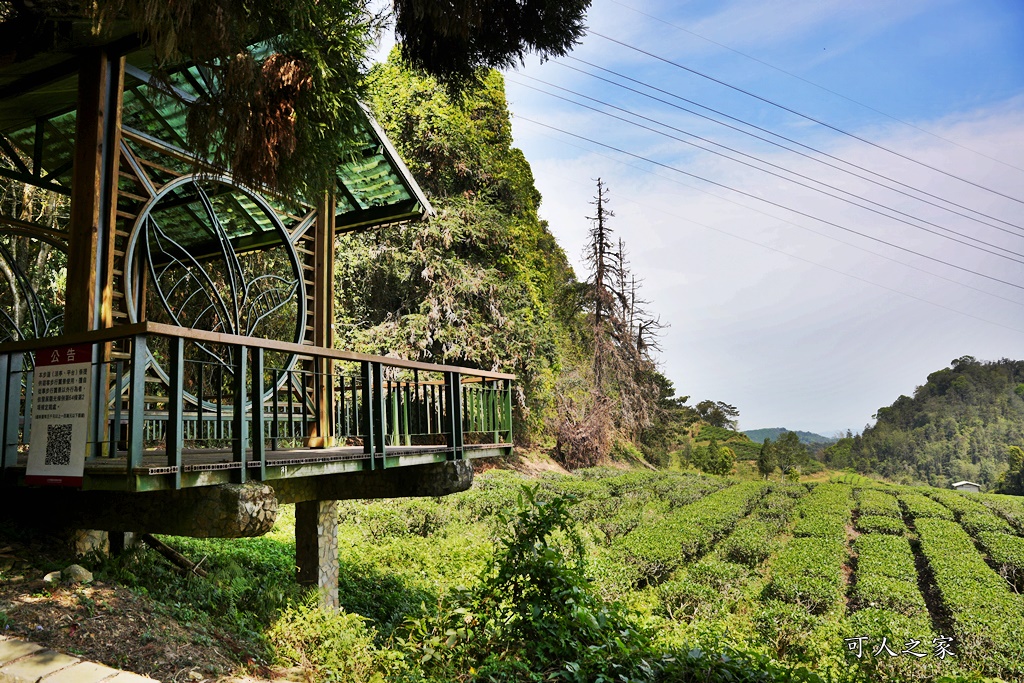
[824, 356, 1024, 489]
[340, 53, 698, 462]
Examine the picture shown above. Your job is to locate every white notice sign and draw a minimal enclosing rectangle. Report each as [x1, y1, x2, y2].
[25, 343, 93, 487]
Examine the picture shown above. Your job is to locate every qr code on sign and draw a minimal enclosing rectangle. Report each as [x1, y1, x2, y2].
[44, 423, 73, 466]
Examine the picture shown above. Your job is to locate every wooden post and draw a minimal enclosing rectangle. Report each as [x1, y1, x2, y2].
[65, 48, 124, 334]
[309, 194, 336, 448]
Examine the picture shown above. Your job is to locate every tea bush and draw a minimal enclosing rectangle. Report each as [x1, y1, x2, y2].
[897, 492, 954, 520]
[854, 515, 905, 535]
[976, 531, 1024, 592]
[916, 518, 1024, 678]
[851, 535, 926, 617]
[855, 489, 902, 518]
[765, 538, 846, 615]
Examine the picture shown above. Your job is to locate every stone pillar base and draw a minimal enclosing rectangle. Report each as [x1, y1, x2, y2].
[295, 500, 339, 610]
[71, 529, 109, 557]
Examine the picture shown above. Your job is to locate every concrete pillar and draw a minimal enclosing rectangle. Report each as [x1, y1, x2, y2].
[295, 499, 339, 610]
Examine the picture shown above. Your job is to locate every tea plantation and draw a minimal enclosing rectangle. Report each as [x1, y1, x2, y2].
[95, 469, 1024, 682]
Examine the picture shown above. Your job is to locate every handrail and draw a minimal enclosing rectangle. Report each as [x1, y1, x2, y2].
[0, 321, 517, 381]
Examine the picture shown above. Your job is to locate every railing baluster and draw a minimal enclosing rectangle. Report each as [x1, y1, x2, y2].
[0, 354, 13, 471]
[126, 334, 147, 490]
[216, 364, 223, 440]
[361, 361, 373, 468]
[287, 369, 295, 442]
[504, 379, 513, 443]
[251, 347, 265, 480]
[372, 362, 386, 465]
[166, 336, 184, 489]
[112, 359, 123, 454]
[271, 368, 279, 451]
[402, 380, 411, 446]
[197, 361, 204, 443]
[445, 372, 463, 460]
[232, 345, 248, 483]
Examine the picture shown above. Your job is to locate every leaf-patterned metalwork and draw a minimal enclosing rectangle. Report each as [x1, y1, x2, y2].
[125, 175, 305, 373]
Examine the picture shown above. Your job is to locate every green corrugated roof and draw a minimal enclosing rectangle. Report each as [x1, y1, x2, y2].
[0, 42, 431, 232]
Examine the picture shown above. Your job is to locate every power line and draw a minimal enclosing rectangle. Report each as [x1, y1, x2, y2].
[556, 58, 1024, 237]
[520, 124, 1024, 312]
[520, 127, 1024, 335]
[510, 75, 1024, 264]
[513, 114, 1024, 293]
[606, 0, 1024, 176]
[589, 31, 1024, 207]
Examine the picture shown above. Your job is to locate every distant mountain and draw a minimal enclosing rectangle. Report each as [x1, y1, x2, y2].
[833, 356, 1024, 489]
[743, 428, 835, 445]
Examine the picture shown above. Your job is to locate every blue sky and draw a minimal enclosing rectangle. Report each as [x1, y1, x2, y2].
[494, 0, 1024, 434]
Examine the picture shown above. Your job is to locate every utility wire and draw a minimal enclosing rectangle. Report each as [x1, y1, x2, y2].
[511, 75, 1024, 264]
[556, 58, 1024, 236]
[513, 114, 1024, 293]
[519, 124, 1024, 312]
[589, 31, 1024, 207]
[606, 0, 1024, 175]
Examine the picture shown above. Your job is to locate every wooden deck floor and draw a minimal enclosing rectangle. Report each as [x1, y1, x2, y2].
[11, 443, 511, 476]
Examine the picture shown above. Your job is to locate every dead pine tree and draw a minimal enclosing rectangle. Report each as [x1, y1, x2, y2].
[584, 178, 618, 392]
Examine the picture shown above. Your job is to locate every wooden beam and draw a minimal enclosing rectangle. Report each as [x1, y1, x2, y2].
[65, 49, 125, 334]
[309, 194, 336, 448]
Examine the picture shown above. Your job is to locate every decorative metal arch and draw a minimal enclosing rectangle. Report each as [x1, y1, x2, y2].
[124, 175, 307, 404]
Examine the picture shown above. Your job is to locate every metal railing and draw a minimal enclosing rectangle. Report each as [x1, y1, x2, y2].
[0, 322, 514, 490]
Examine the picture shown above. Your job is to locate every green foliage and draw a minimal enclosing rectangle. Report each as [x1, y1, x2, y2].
[354, 57, 581, 442]
[616, 482, 766, 585]
[269, 597, 395, 682]
[844, 608, 939, 681]
[691, 436, 735, 476]
[855, 489, 902, 518]
[915, 518, 1024, 677]
[757, 438, 776, 478]
[717, 516, 780, 567]
[850, 357, 1024, 488]
[851, 535, 926, 617]
[792, 484, 853, 539]
[854, 515, 906, 535]
[393, 0, 590, 92]
[897, 491, 954, 520]
[976, 531, 1024, 592]
[398, 485, 655, 682]
[765, 538, 847, 615]
[970, 491, 1024, 532]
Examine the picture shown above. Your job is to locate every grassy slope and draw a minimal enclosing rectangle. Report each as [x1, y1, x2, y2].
[1, 463, 1021, 682]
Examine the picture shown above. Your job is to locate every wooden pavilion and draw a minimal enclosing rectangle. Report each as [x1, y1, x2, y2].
[0, 16, 513, 606]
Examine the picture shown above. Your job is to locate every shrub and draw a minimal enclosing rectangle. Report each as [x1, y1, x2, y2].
[915, 518, 1024, 677]
[269, 598, 392, 683]
[897, 491, 954, 520]
[959, 510, 1013, 536]
[976, 531, 1024, 592]
[399, 486, 655, 682]
[851, 535, 926, 617]
[855, 489, 902, 518]
[719, 517, 779, 567]
[766, 538, 846, 614]
[616, 481, 767, 585]
[855, 515, 905, 535]
[754, 599, 824, 660]
[844, 608, 939, 681]
[792, 515, 847, 539]
[971, 492, 1024, 532]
